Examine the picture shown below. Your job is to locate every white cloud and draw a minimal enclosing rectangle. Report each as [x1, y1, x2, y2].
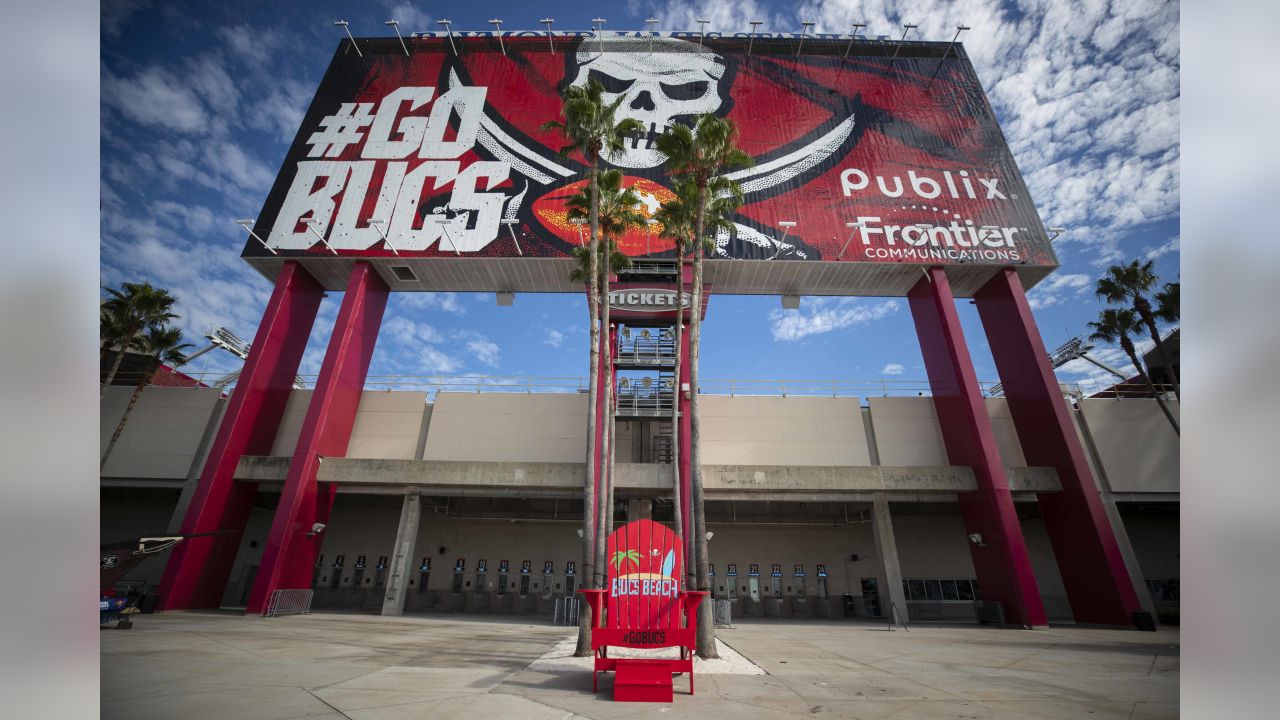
[545, 329, 565, 348]
[1027, 272, 1093, 309]
[419, 346, 462, 374]
[769, 298, 900, 341]
[400, 292, 467, 315]
[467, 339, 501, 367]
[881, 363, 905, 375]
[103, 67, 210, 134]
[380, 1, 434, 34]
[1144, 235, 1180, 260]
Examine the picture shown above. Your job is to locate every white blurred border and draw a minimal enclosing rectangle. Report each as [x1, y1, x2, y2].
[0, 0, 100, 717]
[1183, 0, 1280, 717]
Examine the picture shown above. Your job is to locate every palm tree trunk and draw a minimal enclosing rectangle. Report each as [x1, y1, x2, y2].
[101, 327, 139, 397]
[690, 192, 718, 659]
[595, 258, 611, 585]
[1122, 341, 1179, 435]
[670, 245, 684, 564]
[1136, 301, 1180, 400]
[102, 359, 154, 469]
[575, 163, 602, 658]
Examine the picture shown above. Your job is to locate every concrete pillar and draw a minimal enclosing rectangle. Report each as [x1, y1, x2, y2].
[158, 261, 324, 611]
[862, 405, 908, 621]
[974, 268, 1143, 627]
[382, 491, 422, 616]
[247, 262, 389, 615]
[872, 494, 908, 622]
[909, 267, 1047, 627]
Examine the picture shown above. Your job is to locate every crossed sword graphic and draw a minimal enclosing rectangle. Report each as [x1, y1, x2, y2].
[448, 69, 857, 259]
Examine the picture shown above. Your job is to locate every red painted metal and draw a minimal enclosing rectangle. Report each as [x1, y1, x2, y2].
[580, 519, 707, 700]
[157, 262, 324, 611]
[677, 263, 694, 570]
[908, 267, 1047, 627]
[613, 660, 676, 702]
[245, 262, 389, 614]
[975, 268, 1143, 625]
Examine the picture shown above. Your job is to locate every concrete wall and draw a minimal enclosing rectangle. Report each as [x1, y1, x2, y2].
[868, 397, 949, 466]
[892, 507, 976, 579]
[422, 392, 588, 463]
[272, 390, 426, 459]
[1019, 515, 1071, 620]
[100, 387, 223, 479]
[700, 396, 871, 466]
[100, 487, 181, 589]
[1079, 398, 1180, 493]
[1119, 506, 1180, 580]
[701, 523, 877, 599]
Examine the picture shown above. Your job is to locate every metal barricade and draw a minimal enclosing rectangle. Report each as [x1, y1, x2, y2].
[713, 598, 733, 627]
[264, 589, 314, 617]
[553, 596, 580, 625]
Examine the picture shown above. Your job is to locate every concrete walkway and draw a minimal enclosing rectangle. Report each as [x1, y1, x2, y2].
[101, 612, 1178, 719]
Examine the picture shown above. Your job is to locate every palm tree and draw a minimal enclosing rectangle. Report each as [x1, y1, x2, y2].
[100, 282, 178, 397]
[541, 79, 643, 656]
[1155, 282, 1179, 324]
[1088, 308, 1179, 434]
[1096, 261, 1179, 400]
[656, 117, 752, 659]
[567, 170, 643, 586]
[101, 325, 192, 470]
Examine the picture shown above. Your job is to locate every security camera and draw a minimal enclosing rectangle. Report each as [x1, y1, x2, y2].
[307, 523, 327, 536]
[967, 533, 984, 545]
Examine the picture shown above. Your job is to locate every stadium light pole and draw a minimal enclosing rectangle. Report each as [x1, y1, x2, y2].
[592, 18, 607, 54]
[541, 18, 555, 53]
[928, 24, 970, 84]
[796, 21, 815, 56]
[367, 219, 399, 255]
[646, 17, 658, 55]
[334, 20, 362, 58]
[437, 19, 457, 55]
[488, 19, 506, 55]
[235, 219, 276, 255]
[838, 221, 864, 259]
[384, 20, 409, 57]
[696, 18, 710, 48]
[888, 23, 918, 66]
[774, 220, 797, 259]
[500, 218, 522, 256]
[844, 22, 867, 59]
[747, 20, 763, 57]
[301, 218, 339, 255]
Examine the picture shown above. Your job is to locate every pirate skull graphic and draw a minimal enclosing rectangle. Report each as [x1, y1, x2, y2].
[569, 38, 729, 169]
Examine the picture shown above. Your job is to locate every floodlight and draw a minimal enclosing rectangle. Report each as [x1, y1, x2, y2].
[929, 25, 972, 85]
[889, 23, 917, 66]
[433, 217, 462, 255]
[696, 18, 710, 48]
[436, 19, 457, 55]
[845, 22, 868, 58]
[774, 221, 798, 259]
[747, 20, 764, 57]
[385, 20, 409, 57]
[235, 218, 276, 255]
[334, 20, 362, 58]
[838, 221, 865, 259]
[499, 218, 522, 255]
[592, 18, 607, 54]
[367, 219, 398, 255]
[301, 218, 339, 255]
[1048, 227, 1067, 241]
[540, 18, 555, 53]
[488, 19, 506, 55]
[797, 21, 815, 56]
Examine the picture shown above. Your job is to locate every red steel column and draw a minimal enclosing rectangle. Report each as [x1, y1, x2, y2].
[158, 261, 324, 610]
[975, 268, 1143, 626]
[246, 262, 389, 614]
[909, 267, 1047, 627]
[677, 264, 694, 553]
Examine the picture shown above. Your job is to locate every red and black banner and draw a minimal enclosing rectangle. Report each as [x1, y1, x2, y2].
[245, 36, 1054, 267]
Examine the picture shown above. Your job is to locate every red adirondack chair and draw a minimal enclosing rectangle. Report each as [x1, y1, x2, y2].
[579, 519, 708, 702]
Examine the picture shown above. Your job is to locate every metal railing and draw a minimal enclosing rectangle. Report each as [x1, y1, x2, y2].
[616, 333, 677, 366]
[107, 372, 1174, 402]
[616, 387, 676, 416]
[264, 589, 314, 617]
[553, 596, 580, 625]
[616, 258, 679, 276]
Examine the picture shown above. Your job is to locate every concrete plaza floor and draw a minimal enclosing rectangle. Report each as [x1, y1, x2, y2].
[101, 611, 1178, 719]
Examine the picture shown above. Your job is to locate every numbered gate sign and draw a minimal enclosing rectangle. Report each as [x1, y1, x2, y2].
[566, 561, 576, 576]
[521, 560, 532, 574]
[454, 558, 465, 573]
[477, 559, 488, 573]
[771, 564, 783, 578]
[793, 564, 805, 577]
[726, 563, 738, 577]
[749, 563, 760, 577]
[355, 555, 367, 570]
[816, 564, 828, 577]
[420, 557, 431, 572]
[543, 561, 554, 575]
[499, 559, 510, 574]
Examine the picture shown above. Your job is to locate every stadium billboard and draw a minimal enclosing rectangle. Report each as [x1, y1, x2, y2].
[242, 33, 1057, 295]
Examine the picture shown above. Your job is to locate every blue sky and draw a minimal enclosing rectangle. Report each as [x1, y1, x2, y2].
[100, 0, 1179, 393]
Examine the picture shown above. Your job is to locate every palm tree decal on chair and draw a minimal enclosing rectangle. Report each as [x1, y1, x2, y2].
[610, 549, 641, 574]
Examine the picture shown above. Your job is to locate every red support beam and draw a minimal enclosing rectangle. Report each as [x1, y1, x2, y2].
[245, 262, 389, 614]
[975, 268, 1144, 626]
[908, 267, 1047, 627]
[158, 261, 324, 611]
